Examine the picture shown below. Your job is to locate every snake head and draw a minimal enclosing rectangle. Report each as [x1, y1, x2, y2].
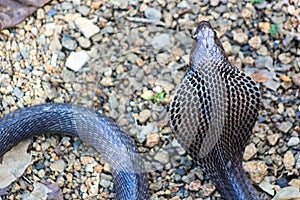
[190, 21, 226, 67]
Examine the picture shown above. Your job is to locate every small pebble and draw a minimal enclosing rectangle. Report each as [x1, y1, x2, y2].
[267, 134, 281, 146]
[277, 177, 288, 188]
[189, 180, 201, 191]
[200, 183, 215, 197]
[243, 143, 257, 161]
[277, 121, 293, 133]
[288, 179, 300, 189]
[50, 160, 66, 172]
[144, 8, 162, 20]
[74, 17, 100, 39]
[233, 32, 248, 44]
[292, 73, 300, 86]
[243, 161, 268, 183]
[65, 51, 90, 72]
[287, 137, 300, 146]
[77, 37, 91, 48]
[248, 36, 262, 49]
[139, 109, 151, 123]
[62, 37, 77, 50]
[272, 186, 300, 200]
[154, 149, 170, 164]
[146, 133, 160, 147]
[284, 151, 295, 170]
[152, 34, 171, 49]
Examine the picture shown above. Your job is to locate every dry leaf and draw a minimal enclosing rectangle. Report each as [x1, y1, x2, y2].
[0, 139, 32, 188]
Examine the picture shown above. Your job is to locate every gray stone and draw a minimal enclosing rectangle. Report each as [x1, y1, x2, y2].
[44, 23, 55, 37]
[129, 0, 138, 6]
[287, 137, 300, 146]
[76, 5, 90, 16]
[283, 33, 295, 47]
[100, 173, 113, 181]
[74, 17, 100, 39]
[149, 181, 162, 191]
[263, 79, 281, 91]
[20, 50, 29, 59]
[137, 122, 158, 143]
[292, 73, 300, 86]
[111, 0, 129, 9]
[72, 0, 80, 6]
[99, 179, 111, 188]
[174, 31, 193, 47]
[177, 1, 190, 9]
[144, 8, 162, 20]
[23, 182, 52, 200]
[210, 0, 220, 6]
[152, 33, 171, 49]
[277, 121, 293, 133]
[109, 95, 118, 110]
[257, 45, 268, 56]
[14, 87, 24, 99]
[101, 26, 114, 34]
[61, 2, 73, 10]
[156, 53, 169, 66]
[272, 186, 300, 200]
[77, 37, 91, 49]
[50, 159, 66, 172]
[258, 180, 275, 196]
[279, 53, 293, 64]
[65, 51, 90, 71]
[61, 69, 75, 82]
[128, 29, 139, 44]
[62, 37, 77, 50]
[254, 1, 267, 9]
[255, 56, 266, 68]
[154, 149, 169, 164]
[182, 173, 195, 183]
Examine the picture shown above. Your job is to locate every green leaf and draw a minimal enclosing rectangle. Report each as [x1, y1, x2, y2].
[250, 0, 265, 4]
[145, 91, 166, 104]
[269, 23, 279, 36]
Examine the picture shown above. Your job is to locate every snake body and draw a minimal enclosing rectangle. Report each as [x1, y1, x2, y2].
[0, 103, 148, 200]
[169, 21, 261, 199]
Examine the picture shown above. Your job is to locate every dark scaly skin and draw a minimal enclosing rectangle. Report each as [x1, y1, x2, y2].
[169, 21, 261, 199]
[0, 103, 149, 200]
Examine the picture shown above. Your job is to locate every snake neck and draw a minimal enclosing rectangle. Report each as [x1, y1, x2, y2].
[208, 160, 259, 200]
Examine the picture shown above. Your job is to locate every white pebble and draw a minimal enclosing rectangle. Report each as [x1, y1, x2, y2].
[65, 51, 90, 72]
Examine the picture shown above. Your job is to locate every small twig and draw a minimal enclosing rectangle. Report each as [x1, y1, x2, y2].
[126, 17, 165, 26]
[173, 9, 193, 20]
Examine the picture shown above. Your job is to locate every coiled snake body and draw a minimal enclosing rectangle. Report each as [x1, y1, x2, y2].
[0, 21, 260, 199]
[0, 104, 148, 199]
[169, 21, 261, 199]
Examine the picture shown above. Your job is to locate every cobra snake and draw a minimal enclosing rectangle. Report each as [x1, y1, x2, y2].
[169, 21, 261, 199]
[0, 21, 260, 199]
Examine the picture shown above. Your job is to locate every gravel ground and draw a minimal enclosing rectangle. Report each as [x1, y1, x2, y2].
[0, 0, 300, 199]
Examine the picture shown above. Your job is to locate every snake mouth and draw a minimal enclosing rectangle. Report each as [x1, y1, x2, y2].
[192, 21, 216, 42]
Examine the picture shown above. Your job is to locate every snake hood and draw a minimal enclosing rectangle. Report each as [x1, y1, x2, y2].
[169, 21, 261, 199]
